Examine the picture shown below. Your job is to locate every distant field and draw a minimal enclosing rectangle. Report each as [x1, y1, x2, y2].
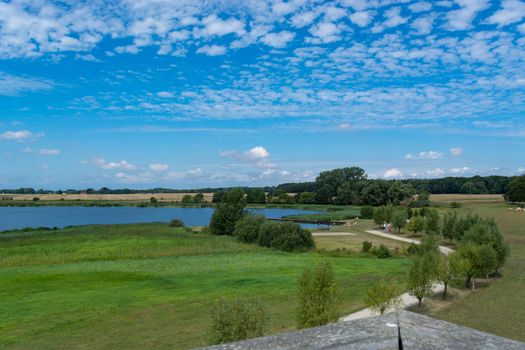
[430, 194, 504, 203]
[2, 192, 214, 202]
[0, 223, 409, 349]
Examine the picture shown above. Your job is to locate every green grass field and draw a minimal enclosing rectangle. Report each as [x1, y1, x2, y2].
[0, 223, 409, 349]
[434, 202, 525, 342]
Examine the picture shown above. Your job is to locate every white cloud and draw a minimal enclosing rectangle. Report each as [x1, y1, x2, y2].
[411, 14, 436, 35]
[38, 148, 60, 156]
[261, 31, 295, 48]
[337, 123, 352, 131]
[156, 91, 173, 98]
[0, 130, 42, 141]
[450, 147, 463, 156]
[308, 22, 343, 43]
[90, 157, 136, 170]
[383, 7, 409, 28]
[196, 45, 227, 56]
[450, 166, 471, 174]
[487, 0, 525, 26]
[0, 72, 54, 96]
[446, 0, 489, 30]
[291, 11, 318, 28]
[384, 168, 404, 178]
[404, 150, 443, 160]
[220, 146, 270, 161]
[149, 163, 169, 171]
[349, 11, 374, 27]
[426, 168, 445, 177]
[409, 2, 433, 13]
[201, 15, 245, 37]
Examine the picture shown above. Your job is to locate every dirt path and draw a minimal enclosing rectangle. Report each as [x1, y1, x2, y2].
[340, 229, 453, 321]
[365, 229, 453, 255]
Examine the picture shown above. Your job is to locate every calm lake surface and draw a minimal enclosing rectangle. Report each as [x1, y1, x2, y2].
[0, 206, 322, 232]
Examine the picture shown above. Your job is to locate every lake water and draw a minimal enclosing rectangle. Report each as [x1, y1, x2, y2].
[0, 206, 322, 232]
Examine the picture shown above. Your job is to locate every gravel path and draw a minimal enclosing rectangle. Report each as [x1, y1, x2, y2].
[340, 229, 453, 321]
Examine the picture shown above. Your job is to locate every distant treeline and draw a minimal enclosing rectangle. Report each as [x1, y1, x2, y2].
[1, 167, 518, 207]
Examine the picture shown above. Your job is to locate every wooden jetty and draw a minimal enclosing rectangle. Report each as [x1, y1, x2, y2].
[268, 218, 346, 226]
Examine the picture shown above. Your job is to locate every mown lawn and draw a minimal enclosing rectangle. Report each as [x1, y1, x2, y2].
[0, 223, 409, 349]
[434, 202, 525, 342]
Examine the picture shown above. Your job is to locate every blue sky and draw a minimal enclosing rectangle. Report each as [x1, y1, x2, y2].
[0, 0, 524, 189]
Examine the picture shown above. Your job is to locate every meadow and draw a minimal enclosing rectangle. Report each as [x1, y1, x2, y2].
[433, 200, 525, 341]
[0, 223, 409, 349]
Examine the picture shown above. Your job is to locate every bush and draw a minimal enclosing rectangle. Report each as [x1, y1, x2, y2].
[233, 214, 266, 243]
[257, 221, 315, 252]
[32, 197, 40, 201]
[374, 244, 392, 258]
[407, 243, 420, 255]
[360, 206, 374, 219]
[208, 298, 267, 345]
[361, 240, 373, 253]
[168, 219, 185, 228]
[450, 201, 462, 208]
[150, 197, 158, 203]
[296, 261, 339, 329]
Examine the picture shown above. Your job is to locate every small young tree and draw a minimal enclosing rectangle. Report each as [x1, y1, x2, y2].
[364, 280, 401, 315]
[296, 261, 339, 328]
[435, 254, 462, 300]
[407, 253, 436, 307]
[424, 209, 441, 235]
[208, 298, 267, 345]
[456, 242, 497, 290]
[407, 216, 425, 236]
[463, 221, 510, 275]
[391, 209, 407, 233]
[441, 212, 458, 242]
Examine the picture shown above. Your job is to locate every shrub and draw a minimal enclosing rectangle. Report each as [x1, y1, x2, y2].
[374, 244, 392, 258]
[233, 214, 266, 243]
[364, 280, 401, 315]
[296, 261, 339, 329]
[150, 197, 158, 203]
[361, 240, 373, 253]
[257, 221, 315, 252]
[181, 195, 193, 204]
[407, 243, 420, 255]
[32, 197, 40, 201]
[208, 298, 267, 345]
[360, 206, 374, 219]
[450, 201, 462, 208]
[168, 219, 185, 228]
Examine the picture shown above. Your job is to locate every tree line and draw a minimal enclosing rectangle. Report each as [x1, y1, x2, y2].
[3, 170, 524, 205]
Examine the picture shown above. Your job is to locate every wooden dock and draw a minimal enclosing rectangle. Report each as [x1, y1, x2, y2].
[268, 218, 346, 226]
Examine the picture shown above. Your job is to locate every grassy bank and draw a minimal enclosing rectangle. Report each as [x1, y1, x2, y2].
[0, 223, 409, 349]
[434, 202, 525, 342]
